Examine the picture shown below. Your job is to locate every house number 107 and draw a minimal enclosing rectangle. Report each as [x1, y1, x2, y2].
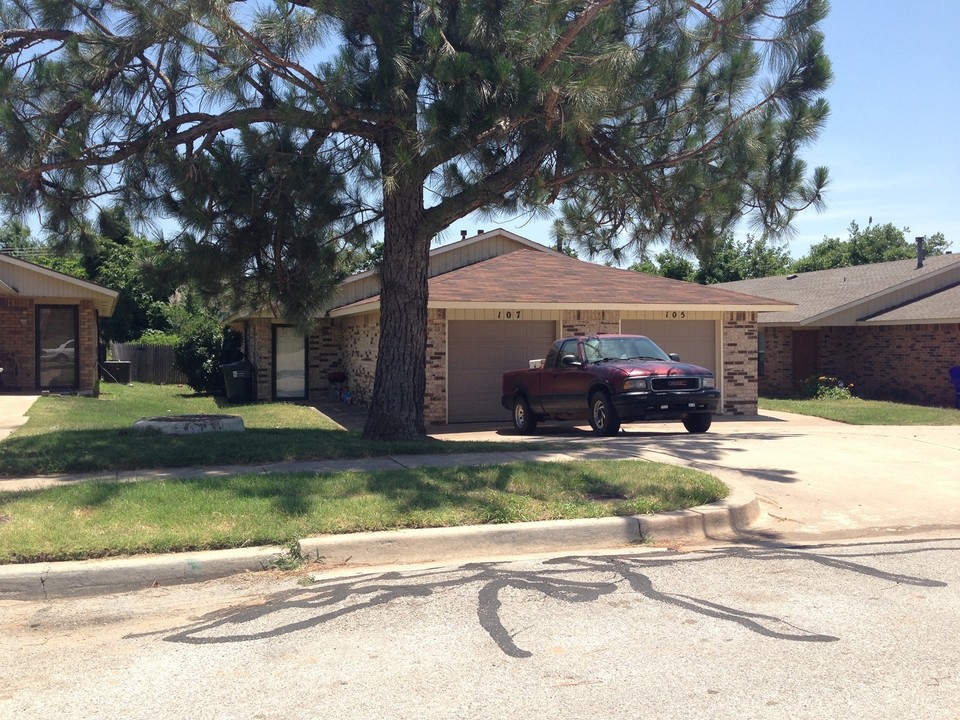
[497, 310, 522, 319]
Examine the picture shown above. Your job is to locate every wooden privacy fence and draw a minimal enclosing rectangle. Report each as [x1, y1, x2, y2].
[109, 342, 187, 385]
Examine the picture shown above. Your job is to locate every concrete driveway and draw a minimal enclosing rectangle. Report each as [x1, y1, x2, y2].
[429, 411, 960, 544]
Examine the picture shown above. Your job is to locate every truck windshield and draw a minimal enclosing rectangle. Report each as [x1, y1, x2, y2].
[584, 337, 671, 363]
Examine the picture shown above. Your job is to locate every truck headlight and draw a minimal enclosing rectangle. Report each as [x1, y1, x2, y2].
[702, 377, 715, 388]
[623, 378, 648, 391]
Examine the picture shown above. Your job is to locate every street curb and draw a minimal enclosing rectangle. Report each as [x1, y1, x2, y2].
[0, 546, 287, 601]
[297, 484, 762, 567]
[298, 516, 643, 566]
[638, 484, 762, 542]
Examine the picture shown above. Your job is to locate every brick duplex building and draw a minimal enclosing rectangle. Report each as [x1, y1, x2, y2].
[232, 230, 791, 424]
[718, 254, 960, 407]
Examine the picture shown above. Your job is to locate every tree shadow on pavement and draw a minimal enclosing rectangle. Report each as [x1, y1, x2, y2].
[140, 538, 956, 659]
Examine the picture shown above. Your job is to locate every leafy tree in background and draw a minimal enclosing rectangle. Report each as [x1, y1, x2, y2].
[696, 233, 792, 283]
[630, 249, 696, 281]
[0, 1, 832, 440]
[0, 217, 89, 277]
[792, 221, 951, 272]
[83, 208, 176, 343]
[0, 218, 34, 253]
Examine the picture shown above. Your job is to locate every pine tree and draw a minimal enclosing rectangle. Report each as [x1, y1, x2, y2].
[1, 0, 832, 440]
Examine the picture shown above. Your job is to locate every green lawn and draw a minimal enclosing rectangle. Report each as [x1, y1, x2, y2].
[0, 383, 546, 476]
[0, 383, 730, 563]
[759, 396, 960, 425]
[0, 461, 726, 563]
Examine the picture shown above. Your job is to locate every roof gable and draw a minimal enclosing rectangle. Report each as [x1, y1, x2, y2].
[0, 253, 119, 316]
[327, 228, 564, 310]
[716, 254, 960, 326]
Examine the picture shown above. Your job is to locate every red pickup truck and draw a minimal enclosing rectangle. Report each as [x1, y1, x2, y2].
[501, 334, 720, 436]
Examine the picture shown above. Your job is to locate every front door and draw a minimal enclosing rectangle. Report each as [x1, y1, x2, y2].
[36, 305, 79, 390]
[792, 330, 820, 388]
[273, 326, 306, 399]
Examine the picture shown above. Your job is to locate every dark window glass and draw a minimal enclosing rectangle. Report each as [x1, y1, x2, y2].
[37, 306, 78, 389]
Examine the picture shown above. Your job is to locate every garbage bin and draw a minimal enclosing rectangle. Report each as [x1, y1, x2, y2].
[950, 366, 960, 410]
[222, 360, 253, 403]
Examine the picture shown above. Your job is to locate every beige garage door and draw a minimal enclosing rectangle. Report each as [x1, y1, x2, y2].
[448, 320, 557, 422]
[622, 319, 718, 374]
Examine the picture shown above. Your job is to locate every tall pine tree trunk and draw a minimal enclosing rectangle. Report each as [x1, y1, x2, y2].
[362, 166, 430, 440]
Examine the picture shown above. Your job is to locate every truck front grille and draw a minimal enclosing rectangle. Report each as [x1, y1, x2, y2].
[650, 376, 701, 392]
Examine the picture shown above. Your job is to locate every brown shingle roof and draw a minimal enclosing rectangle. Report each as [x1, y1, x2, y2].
[717, 254, 960, 325]
[331, 249, 792, 314]
[864, 283, 960, 323]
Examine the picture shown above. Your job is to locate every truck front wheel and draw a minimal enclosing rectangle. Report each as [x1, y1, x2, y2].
[512, 395, 539, 434]
[682, 413, 713, 433]
[589, 391, 621, 436]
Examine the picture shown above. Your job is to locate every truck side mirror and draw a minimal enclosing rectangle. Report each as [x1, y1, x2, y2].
[561, 354, 582, 367]
[669, 353, 680, 362]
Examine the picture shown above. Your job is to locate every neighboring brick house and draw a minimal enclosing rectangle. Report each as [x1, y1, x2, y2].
[718, 254, 960, 407]
[0, 253, 118, 395]
[231, 229, 791, 423]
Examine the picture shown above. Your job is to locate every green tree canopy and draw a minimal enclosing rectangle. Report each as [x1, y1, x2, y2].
[792, 221, 951, 272]
[1, 0, 832, 440]
[0, 218, 35, 253]
[696, 233, 793, 283]
[630, 249, 696, 281]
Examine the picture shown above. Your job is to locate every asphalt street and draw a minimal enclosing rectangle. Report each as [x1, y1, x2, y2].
[2, 398, 960, 717]
[2, 538, 959, 719]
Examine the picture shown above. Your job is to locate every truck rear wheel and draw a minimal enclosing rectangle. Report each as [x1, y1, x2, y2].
[589, 391, 621, 436]
[512, 395, 539, 434]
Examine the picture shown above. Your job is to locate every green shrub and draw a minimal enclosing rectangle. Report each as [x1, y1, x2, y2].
[173, 318, 243, 395]
[133, 330, 180, 346]
[798, 375, 855, 400]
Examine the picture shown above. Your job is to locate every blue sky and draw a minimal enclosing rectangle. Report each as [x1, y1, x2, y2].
[457, 1, 960, 262]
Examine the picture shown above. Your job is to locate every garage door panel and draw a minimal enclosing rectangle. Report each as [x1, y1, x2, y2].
[622, 319, 717, 373]
[448, 320, 556, 422]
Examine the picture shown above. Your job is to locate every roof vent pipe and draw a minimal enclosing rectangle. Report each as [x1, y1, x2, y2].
[460, 230, 467, 240]
[916, 237, 925, 269]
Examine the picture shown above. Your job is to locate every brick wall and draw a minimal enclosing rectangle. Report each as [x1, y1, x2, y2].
[424, 309, 447, 424]
[0, 298, 35, 391]
[339, 312, 379, 406]
[1, 298, 100, 394]
[243, 318, 273, 401]
[77, 300, 99, 394]
[759, 324, 960, 407]
[307, 318, 344, 401]
[823, 324, 960, 407]
[759, 326, 794, 397]
[562, 310, 620, 336]
[721, 312, 758, 415]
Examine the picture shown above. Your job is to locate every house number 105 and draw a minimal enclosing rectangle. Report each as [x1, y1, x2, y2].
[497, 310, 522, 319]
[664, 311, 687, 319]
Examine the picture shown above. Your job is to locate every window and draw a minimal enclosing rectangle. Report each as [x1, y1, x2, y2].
[556, 338, 579, 366]
[758, 329, 766, 378]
